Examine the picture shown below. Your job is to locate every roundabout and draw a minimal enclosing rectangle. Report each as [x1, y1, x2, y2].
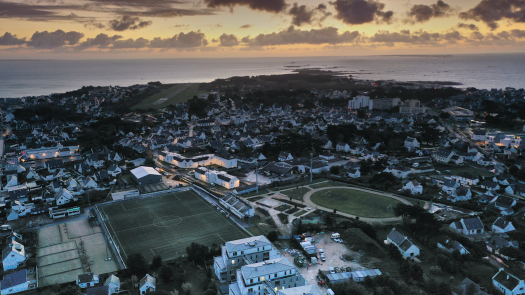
[303, 186, 413, 223]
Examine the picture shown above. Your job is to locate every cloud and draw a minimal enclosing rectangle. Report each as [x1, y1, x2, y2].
[86, 0, 185, 8]
[0, 1, 86, 21]
[219, 33, 239, 46]
[288, 2, 332, 26]
[78, 33, 122, 48]
[108, 16, 152, 31]
[129, 8, 215, 17]
[457, 22, 478, 31]
[84, 20, 106, 30]
[112, 37, 149, 49]
[406, 0, 454, 23]
[330, 0, 393, 25]
[239, 24, 253, 28]
[459, 0, 525, 30]
[0, 32, 26, 46]
[27, 30, 84, 48]
[369, 29, 463, 44]
[204, 0, 288, 13]
[242, 26, 360, 46]
[149, 31, 208, 48]
[172, 24, 189, 28]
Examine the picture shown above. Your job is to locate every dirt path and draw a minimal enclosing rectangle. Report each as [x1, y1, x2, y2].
[303, 186, 412, 224]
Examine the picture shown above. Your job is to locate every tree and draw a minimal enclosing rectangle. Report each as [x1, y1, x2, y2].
[186, 243, 210, 265]
[127, 253, 149, 277]
[439, 112, 451, 119]
[159, 264, 174, 283]
[330, 166, 340, 175]
[266, 231, 279, 242]
[151, 255, 163, 270]
[182, 282, 193, 295]
[204, 290, 216, 295]
[393, 204, 426, 228]
[385, 243, 403, 261]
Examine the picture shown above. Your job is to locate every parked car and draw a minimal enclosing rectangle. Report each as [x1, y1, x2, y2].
[320, 254, 326, 261]
[329, 267, 335, 274]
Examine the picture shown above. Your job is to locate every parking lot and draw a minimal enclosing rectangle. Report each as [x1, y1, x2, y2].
[280, 233, 373, 288]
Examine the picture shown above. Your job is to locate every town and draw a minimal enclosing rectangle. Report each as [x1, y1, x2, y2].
[0, 75, 525, 295]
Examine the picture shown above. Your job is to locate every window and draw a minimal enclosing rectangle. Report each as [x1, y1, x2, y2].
[261, 276, 265, 281]
[250, 279, 253, 284]
[232, 260, 235, 264]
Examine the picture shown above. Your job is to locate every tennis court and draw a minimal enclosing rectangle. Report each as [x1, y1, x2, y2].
[100, 189, 250, 263]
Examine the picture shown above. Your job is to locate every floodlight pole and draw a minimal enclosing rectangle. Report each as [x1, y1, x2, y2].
[256, 161, 259, 194]
[310, 153, 313, 183]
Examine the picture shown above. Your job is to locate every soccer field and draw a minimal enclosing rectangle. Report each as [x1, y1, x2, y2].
[100, 189, 250, 263]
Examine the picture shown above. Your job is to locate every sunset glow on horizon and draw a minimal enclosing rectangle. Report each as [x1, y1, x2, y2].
[1, 0, 525, 59]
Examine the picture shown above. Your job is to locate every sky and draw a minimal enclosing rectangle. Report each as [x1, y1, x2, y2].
[0, 0, 524, 58]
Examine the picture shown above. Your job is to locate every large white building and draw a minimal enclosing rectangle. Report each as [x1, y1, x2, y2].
[159, 152, 237, 169]
[0, 269, 37, 295]
[219, 193, 255, 219]
[214, 236, 280, 284]
[23, 146, 79, 160]
[2, 241, 26, 271]
[348, 96, 373, 110]
[195, 167, 240, 189]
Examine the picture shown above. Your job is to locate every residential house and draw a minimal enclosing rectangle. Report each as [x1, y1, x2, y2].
[492, 217, 516, 234]
[442, 180, 460, 194]
[336, 142, 351, 153]
[345, 168, 360, 179]
[384, 166, 411, 179]
[278, 152, 293, 162]
[87, 286, 111, 295]
[404, 137, 420, 149]
[0, 269, 37, 295]
[403, 180, 423, 195]
[437, 238, 470, 255]
[139, 274, 156, 295]
[2, 240, 26, 271]
[54, 188, 75, 205]
[481, 180, 500, 191]
[449, 217, 484, 235]
[452, 172, 479, 186]
[506, 183, 525, 197]
[385, 228, 420, 258]
[448, 187, 472, 202]
[45, 159, 64, 172]
[455, 278, 489, 295]
[104, 274, 120, 294]
[487, 236, 519, 257]
[107, 164, 122, 177]
[432, 149, 455, 163]
[77, 273, 100, 288]
[492, 268, 525, 295]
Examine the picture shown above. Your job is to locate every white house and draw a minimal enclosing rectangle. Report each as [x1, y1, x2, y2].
[139, 274, 156, 295]
[278, 152, 294, 162]
[437, 239, 470, 255]
[449, 217, 484, 235]
[404, 137, 420, 149]
[0, 269, 37, 295]
[493, 268, 525, 295]
[452, 172, 479, 186]
[403, 180, 423, 195]
[448, 187, 472, 202]
[2, 241, 26, 271]
[385, 228, 420, 258]
[54, 188, 76, 205]
[336, 142, 351, 153]
[492, 217, 516, 234]
[442, 180, 459, 194]
[104, 274, 120, 294]
[345, 168, 361, 179]
[432, 149, 455, 163]
[77, 273, 99, 288]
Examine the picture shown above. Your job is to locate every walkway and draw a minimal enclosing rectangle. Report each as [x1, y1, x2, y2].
[302, 186, 412, 224]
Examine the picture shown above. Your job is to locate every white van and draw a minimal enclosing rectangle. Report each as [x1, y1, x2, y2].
[1, 225, 11, 231]
[331, 233, 340, 239]
[327, 289, 335, 295]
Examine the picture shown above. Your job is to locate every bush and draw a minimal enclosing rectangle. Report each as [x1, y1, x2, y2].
[266, 231, 279, 242]
[278, 213, 289, 224]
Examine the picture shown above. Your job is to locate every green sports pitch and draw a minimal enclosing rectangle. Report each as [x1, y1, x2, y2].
[99, 189, 250, 263]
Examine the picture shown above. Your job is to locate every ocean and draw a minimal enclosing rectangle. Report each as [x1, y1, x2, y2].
[1, 53, 525, 98]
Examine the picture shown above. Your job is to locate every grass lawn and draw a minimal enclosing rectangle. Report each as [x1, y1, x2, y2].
[280, 187, 310, 201]
[293, 210, 307, 217]
[442, 165, 494, 177]
[274, 204, 292, 212]
[309, 181, 349, 189]
[310, 188, 402, 218]
[132, 83, 205, 109]
[242, 189, 270, 198]
[100, 190, 249, 263]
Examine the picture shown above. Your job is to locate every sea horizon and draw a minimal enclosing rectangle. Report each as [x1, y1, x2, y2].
[1, 53, 525, 98]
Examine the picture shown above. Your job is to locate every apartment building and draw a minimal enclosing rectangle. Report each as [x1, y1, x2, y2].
[214, 236, 280, 284]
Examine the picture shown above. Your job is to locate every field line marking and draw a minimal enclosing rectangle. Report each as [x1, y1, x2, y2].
[115, 211, 216, 233]
[102, 207, 128, 260]
[216, 233, 225, 243]
[190, 190, 249, 238]
[121, 204, 126, 211]
[151, 249, 156, 256]
[114, 198, 183, 212]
